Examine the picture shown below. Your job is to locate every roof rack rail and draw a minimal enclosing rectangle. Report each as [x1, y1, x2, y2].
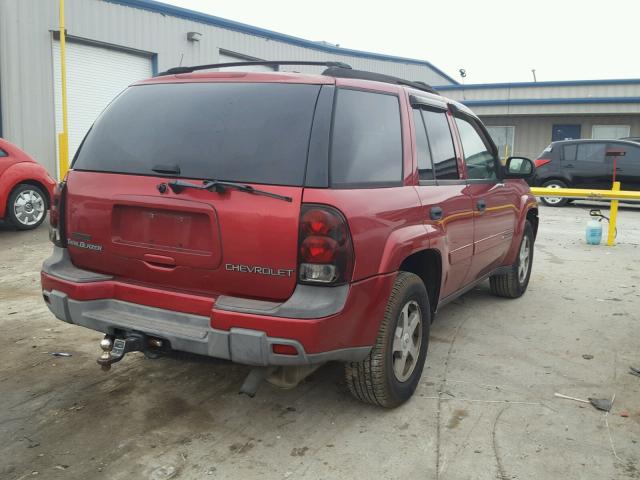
[157, 60, 352, 76]
[321, 67, 437, 94]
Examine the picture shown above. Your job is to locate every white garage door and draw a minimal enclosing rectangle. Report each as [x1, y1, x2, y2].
[53, 41, 153, 177]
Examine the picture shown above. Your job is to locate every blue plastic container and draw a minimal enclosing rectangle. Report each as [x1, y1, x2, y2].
[585, 220, 602, 245]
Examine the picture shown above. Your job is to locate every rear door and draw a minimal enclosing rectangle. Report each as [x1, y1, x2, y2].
[412, 100, 474, 298]
[66, 81, 323, 302]
[564, 142, 611, 189]
[453, 113, 518, 281]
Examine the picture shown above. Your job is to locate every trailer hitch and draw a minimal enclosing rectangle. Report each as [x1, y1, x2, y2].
[97, 333, 148, 371]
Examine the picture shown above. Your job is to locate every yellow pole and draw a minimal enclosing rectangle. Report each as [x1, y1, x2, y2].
[57, 0, 70, 178]
[607, 181, 620, 246]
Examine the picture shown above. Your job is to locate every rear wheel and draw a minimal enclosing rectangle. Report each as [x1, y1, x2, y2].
[345, 272, 430, 408]
[490, 221, 534, 298]
[540, 179, 569, 207]
[7, 184, 48, 230]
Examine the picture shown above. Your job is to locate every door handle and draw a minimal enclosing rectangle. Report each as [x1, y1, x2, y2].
[565, 163, 574, 168]
[477, 199, 486, 212]
[430, 206, 443, 220]
[143, 254, 176, 268]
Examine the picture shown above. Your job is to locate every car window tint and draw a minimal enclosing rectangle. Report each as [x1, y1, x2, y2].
[0, 148, 7, 157]
[422, 110, 458, 180]
[455, 116, 498, 180]
[73, 83, 321, 186]
[563, 144, 577, 162]
[413, 109, 434, 181]
[331, 89, 402, 187]
[576, 143, 606, 163]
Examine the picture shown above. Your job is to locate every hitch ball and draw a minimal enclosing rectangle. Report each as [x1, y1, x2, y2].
[99, 336, 114, 371]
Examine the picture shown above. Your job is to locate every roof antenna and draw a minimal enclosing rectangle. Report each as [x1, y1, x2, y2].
[178, 53, 184, 67]
[531, 68, 537, 82]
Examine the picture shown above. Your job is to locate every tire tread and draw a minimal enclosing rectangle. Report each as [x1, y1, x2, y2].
[345, 272, 428, 408]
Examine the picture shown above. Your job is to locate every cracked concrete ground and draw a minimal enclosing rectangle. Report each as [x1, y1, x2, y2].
[1, 203, 639, 480]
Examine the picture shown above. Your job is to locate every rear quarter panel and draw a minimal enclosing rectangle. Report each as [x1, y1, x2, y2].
[302, 84, 429, 281]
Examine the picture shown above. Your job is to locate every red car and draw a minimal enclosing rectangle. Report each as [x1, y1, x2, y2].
[41, 61, 538, 407]
[0, 138, 55, 230]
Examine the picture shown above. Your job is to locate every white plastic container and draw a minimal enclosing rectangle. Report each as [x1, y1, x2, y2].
[585, 220, 602, 245]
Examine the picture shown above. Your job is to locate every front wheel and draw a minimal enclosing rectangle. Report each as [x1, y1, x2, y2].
[490, 221, 534, 298]
[345, 272, 430, 408]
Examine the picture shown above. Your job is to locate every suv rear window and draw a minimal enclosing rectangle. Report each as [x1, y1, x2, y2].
[72, 83, 321, 186]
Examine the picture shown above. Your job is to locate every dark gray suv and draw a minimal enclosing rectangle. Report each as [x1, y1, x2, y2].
[533, 139, 640, 206]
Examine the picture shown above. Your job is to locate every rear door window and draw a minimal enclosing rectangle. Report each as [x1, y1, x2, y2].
[330, 89, 402, 187]
[72, 82, 321, 186]
[576, 143, 606, 163]
[412, 109, 434, 181]
[422, 110, 458, 180]
[0, 148, 7, 157]
[562, 144, 577, 162]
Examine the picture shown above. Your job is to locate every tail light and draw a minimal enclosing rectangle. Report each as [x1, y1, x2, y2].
[49, 180, 67, 247]
[535, 158, 551, 168]
[298, 204, 354, 285]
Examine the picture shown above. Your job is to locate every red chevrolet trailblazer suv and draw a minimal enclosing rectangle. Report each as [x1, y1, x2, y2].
[41, 61, 538, 408]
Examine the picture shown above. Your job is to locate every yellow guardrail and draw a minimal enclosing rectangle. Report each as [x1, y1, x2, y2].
[530, 182, 640, 246]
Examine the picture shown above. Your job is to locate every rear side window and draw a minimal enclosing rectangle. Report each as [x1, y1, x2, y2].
[577, 143, 606, 163]
[330, 89, 402, 187]
[0, 148, 7, 157]
[422, 110, 458, 180]
[73, 83, 321, 186]
[412, 110, 434, 181]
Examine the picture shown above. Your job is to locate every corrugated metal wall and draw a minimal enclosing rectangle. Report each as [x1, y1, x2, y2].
[0, 0, 451, 177]
[482, 115, 640, 159]
[439, 82, 640, 116]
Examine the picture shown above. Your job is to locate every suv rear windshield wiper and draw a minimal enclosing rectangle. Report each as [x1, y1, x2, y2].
[166, 179, 293, 202]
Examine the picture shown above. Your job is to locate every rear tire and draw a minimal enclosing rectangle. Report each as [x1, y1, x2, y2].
[490, 221, 534, 298]
[6, 183, 48, 230]
[540, 180, 569, 207]
[345, 272, 430, 408]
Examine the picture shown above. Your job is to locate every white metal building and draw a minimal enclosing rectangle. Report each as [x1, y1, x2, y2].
[0, 0, 456, 178]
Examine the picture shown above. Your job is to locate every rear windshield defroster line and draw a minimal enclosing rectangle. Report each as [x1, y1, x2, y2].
[73, 82, 322, 186]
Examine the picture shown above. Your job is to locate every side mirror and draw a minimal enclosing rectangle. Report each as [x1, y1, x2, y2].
[504, 156, 534, 178]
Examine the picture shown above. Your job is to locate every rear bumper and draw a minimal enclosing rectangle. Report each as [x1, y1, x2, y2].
[42, 289, 369, 366]
[42, 248, 395, 366]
